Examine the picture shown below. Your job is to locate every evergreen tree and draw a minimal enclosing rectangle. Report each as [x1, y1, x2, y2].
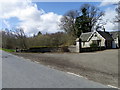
[37, 31, 42, 36]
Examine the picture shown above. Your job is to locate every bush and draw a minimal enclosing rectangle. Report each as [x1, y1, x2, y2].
[81, 46, 106, 52]
[61, 46, 69, 52]
[21, 46, 70, 53]
[90, 43, 98, 48]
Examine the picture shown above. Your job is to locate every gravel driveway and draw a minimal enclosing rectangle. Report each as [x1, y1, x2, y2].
[13, 49, 119, 87]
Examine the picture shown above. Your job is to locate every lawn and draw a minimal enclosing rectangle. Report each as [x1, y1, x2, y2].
[0, 48, 15, 52]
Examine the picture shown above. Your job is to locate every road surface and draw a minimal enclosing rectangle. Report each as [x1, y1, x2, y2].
[1, 50, 111, 88]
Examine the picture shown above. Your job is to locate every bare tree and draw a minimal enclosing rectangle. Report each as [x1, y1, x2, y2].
[115, 1, 120, 22]
[60, 10, 79, 37]
[60, 3, 104, 38]
[75, 4, 104, 35]
[1, 29, 17, 49]
[13, 28, 28, 49]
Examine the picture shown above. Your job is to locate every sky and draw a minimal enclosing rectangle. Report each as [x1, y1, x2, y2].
[0, 0, 119, 36]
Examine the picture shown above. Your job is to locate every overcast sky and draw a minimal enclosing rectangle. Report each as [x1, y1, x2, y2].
[0, 0, 119, 36]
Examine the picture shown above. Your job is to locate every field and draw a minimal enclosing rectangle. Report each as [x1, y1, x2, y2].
[13, 49, 119, 87]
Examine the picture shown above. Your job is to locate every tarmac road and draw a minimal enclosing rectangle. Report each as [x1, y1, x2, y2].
[1, 50, 111, 88]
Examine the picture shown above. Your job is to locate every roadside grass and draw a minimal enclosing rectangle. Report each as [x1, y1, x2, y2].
[0, 48, 15, 52]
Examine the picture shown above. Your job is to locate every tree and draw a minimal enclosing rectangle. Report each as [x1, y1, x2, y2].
[115, 1, 120, 22]
[76, 4, 104, 36]
[60, 3, 104, 38]
[1, 29, 18, 49]
[60, 10, 79, 37]
[75, 7, 90, 37]
[13, 28, 28, 49]
[37, 31, 42, 36]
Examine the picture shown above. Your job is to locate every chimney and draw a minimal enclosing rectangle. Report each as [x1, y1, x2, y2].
[103, 27, 105, 32]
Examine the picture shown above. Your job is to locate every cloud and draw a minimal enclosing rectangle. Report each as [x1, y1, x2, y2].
[19, 12, 62, 36]
[3, 20, 11, 28]
[0, 0, 63, 36]
[101, 7, 118, 31]
[97, 0, 118, 31]
[39, 12, 62, 33]
[99, 0, 118, 7]
[1, 0, 118, 36]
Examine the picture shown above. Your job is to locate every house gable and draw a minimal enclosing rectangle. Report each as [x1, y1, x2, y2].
[89, 31, 106, 47]
[80, 31, 114, 48]
[80, 32, 93, 42]
[86, 31, 114, 41]
[88, 31, 105, 41]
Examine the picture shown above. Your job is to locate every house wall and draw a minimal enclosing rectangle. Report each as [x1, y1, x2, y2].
[81, 32, 105, 48]
[115, 37, 120, 48]
[68, 45, 76, 52]
[112, 37, 120, 48]
[76, 41, 80, 52]
[112, 41, 116, 48]
[81, 42, 90, 48]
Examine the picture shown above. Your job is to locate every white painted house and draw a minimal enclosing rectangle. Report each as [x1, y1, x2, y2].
[79, 31, 120, 49]
[110, 31, 120, 48]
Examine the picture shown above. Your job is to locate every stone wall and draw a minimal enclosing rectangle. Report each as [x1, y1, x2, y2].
[22, 46, 69, 53]
[68, 45, 76, 53]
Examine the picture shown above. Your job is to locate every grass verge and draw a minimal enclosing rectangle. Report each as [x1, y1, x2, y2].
[0, 48, 15, 52]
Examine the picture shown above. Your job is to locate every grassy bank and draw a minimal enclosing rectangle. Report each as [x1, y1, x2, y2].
[0, 48, 15, 52]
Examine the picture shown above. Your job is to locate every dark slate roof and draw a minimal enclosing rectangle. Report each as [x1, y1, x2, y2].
[110, 31, 120, 39]
[80, 31, 114, 42]
[80, 32, 93, 41]
[97, 31, 114, 41]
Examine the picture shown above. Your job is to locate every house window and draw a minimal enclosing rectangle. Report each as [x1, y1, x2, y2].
[94, 34, 97, 37]
[92, 40, 101, 46]
[92, 40, 97, 44]
[83, 42, 85, 46]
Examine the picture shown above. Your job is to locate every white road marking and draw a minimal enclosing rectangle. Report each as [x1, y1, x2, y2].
[67, 72, 119, 89]
[67, 72, 88, 79]
[34, 61, 39, 64]
[26, 59, 32, 61]
[107, 85, 119, 89]
[20, 57, 24, 59]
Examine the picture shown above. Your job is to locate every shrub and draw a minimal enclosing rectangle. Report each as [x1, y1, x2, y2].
[90, 43, 98, 48]
[61, 46, 69, 52]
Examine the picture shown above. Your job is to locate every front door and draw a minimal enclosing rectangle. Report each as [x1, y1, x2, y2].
[105, 40, 112, 49]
